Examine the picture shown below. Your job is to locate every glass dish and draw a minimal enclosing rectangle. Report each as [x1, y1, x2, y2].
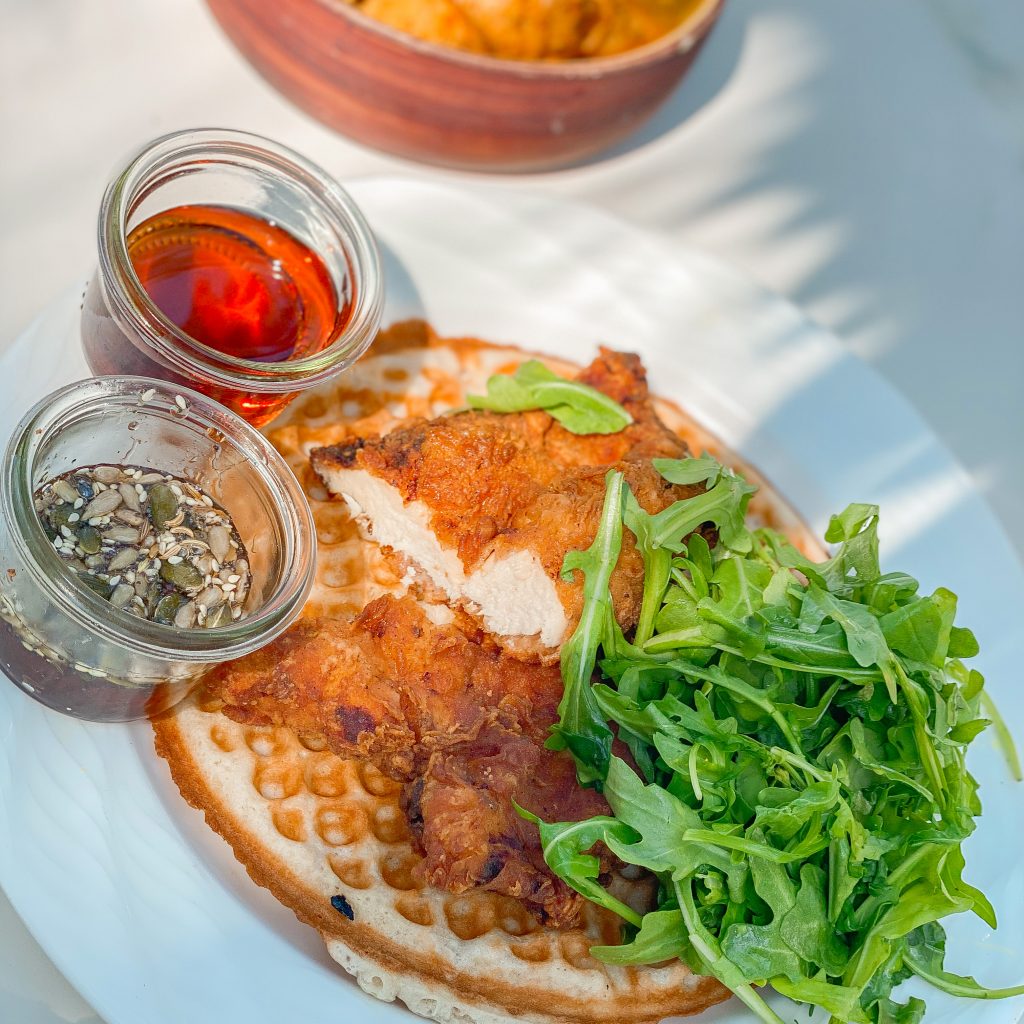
[80, 128, 384, 427]
[0, 376, 316, 722]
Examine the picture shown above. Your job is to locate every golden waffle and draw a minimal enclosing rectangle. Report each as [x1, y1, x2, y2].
[153, 322, 817, 1023]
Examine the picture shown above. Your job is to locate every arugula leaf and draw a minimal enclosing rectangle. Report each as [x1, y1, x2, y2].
[647, 460, 756, 553]
[516, 807, 643, 927]
[466, 360, 632, 435]
[652, 453, 724, 487]
[547, 470, 623, 784]
[903, 922, 1024, 999]
[590, 909, 691, 966]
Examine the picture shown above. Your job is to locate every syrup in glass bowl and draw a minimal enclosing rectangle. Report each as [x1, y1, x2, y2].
[81, 129, 383, 428]
[127, 204, 350, 364]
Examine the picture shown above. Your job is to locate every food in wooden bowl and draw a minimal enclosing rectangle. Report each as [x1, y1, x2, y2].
[204, 0, 724, 171]
[346, 0, 708, 60]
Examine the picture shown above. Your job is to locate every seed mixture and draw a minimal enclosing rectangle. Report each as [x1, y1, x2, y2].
[34, 465, 252, 629]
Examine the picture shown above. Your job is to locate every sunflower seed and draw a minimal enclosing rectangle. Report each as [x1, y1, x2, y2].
[103, 526, 141, 544]
[81, 489, 122, 521]
[118, 482, 141, 511]
[110, 584, 136, 609]
[107, 547, 140, 572]
[196, 586, 226, 611]
[53, 479, 80, 503]
[114, 509, 144, 527]
[208, 525, 232, 564]
[173, 601, 197, 629]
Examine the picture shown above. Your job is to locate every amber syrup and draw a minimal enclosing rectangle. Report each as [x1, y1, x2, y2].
[82, 205, 352, 426]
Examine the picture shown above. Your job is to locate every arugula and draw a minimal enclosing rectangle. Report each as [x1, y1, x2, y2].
[525, 456, 1022, 1024]
[546, 470, 623, 785]
[466, 360, 632, 435]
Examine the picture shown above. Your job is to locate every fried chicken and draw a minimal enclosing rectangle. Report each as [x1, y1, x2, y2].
[206, 594, 608, 925]
[311, 349, 704, 663]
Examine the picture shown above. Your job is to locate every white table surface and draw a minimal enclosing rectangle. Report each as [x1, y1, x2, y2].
[1, 2, 1023, 1022]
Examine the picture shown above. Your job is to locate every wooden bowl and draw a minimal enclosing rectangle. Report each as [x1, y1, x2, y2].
[205, 0, 725, 172]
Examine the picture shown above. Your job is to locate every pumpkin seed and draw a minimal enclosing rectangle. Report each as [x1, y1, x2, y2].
[35, 464, 252, 630]
[79, 574, 113, 599]
[149, 483, 179, 529]
[204, 604, 232, 629]
[78, 525, 102, 554]
[48, 505, 75, 533]
[160, 559, 203, 590]
[154, 593, 186, 625]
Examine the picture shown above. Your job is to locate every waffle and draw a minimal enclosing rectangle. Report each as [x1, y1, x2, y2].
[153, 322, 816, 1023]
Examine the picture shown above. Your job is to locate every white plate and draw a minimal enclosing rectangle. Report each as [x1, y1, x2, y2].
[0, 179, 1021, 1024]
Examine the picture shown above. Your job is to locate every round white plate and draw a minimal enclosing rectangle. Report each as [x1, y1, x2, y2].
[0, 180, 1021, 1024]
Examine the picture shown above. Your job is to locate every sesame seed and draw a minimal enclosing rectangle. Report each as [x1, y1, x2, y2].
[140, 388, 156, 404]
[73, 498, 84, 509]
[174, 394, 188, 412]
[166, 555, 183, 565]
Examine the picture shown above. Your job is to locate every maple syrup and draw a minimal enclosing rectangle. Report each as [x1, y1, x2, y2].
[127, 204, 347, 363]
[81, 129, 383, 427]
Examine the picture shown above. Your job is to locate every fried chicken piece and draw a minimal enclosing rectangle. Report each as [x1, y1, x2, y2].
[311, 349, 705, 663]
[206, 594, 606, 925]
[206, 593, 560, 779]
[405, 729, 609, 921]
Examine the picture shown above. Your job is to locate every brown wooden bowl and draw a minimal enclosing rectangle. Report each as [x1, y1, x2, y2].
[205, 0, 725, 172]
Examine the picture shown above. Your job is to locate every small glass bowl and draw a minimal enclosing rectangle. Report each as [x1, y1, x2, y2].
[0, 376, 316, 722]
[80, 128, 384, 427]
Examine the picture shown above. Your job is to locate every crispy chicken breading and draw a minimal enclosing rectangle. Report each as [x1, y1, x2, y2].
[311, 349, 705, 663]
[205, 594, 608, 925]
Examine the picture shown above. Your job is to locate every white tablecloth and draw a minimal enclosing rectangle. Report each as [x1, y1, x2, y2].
[2, 1, 1022, 1021]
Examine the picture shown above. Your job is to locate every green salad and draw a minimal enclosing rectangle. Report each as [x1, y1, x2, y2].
[528, 456, 1023, 1024]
